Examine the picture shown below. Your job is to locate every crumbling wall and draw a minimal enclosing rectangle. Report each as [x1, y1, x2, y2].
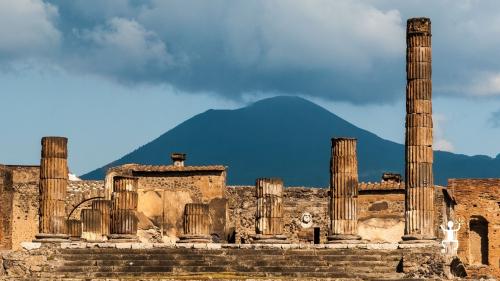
[358, 192, 405, 242]
[227, 186, 411, 244]
[66, 180, 105, 219]
[134, 171, 227, 242]
[9, 166, 40, 250]
[0, 166, 13, 250]
[227, 186, 330, 244]
[449, 179, 500, 277]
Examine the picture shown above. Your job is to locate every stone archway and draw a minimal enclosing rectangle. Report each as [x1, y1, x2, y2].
[67, 196, 104, 220]
[469, 216, 488, 265]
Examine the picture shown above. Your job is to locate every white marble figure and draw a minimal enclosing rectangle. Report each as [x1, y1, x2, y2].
[300, 212, 313, 229]
[440, 220, 460, 256]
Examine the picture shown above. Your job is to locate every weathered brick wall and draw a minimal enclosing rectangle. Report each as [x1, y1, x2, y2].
[226, 186, 417, 243]
[66, 180, 105, 220]
[0, 166, 13, 250]
[8, 166, 40, 250]
[226, 186, 330, 243]
[449, 179, 500, 276]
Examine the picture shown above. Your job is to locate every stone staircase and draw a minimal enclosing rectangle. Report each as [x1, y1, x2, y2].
[29, 247, 420, 280]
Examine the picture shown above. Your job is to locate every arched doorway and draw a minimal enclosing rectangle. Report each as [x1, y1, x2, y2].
[469, 216, 488, 265]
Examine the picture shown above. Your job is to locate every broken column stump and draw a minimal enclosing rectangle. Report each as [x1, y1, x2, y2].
[252, 178, 288, 244]
[35, 136, 69, 242]
[108, 176, 138, 241]
[92, 199, 111, 238]
[178, 203, 212, 243]
[66, 219, 82, 241]
[81, 209, 102, 242]
[403, 17, 436, 242]
[328, 138, 362, 243]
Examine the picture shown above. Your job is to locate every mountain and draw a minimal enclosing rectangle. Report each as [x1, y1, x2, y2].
[81, 96, 500, 186]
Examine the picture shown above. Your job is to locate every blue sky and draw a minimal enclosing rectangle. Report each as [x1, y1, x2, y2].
[0, 0, 499, 175]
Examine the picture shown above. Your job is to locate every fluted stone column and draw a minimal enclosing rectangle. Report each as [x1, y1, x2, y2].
[403, 17, 435, 241]
[109, 176, 138, 241]
[252, 178, 288, 243]
[328, 138, 361, 243]
[81, 209, 102, 242]
[67, 219, 82, 240]
[178, 203, 212, 243]
[35, 137, 69, 241]
[92, 200, 111, 237]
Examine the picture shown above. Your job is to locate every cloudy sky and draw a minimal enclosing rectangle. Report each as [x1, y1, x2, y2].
[0, 0, 499, 175]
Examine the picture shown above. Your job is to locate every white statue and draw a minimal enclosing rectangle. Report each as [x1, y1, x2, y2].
[440, 220, 461, 256]
[300, 212, 313, 229]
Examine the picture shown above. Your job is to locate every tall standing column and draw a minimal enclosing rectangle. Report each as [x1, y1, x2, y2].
[403, 17, 435, 241]
[328, 138, 361, 243]
[35, 137, 69, 241]
[252, 178, 288, 244]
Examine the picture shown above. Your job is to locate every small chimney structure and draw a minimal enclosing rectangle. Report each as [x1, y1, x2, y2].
[171, 153, 186, 167]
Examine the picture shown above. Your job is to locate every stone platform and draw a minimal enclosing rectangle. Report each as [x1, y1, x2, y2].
[0, 242, 449, 281]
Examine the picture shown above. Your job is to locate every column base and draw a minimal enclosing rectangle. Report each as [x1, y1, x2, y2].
[33, 233, 70, 243]
[401, 234, 436, 243]
[178, 234, 212, 243]
[327, 234, 362, 244]
[107, 234, 139, 243]
[252, 234, 290, 244]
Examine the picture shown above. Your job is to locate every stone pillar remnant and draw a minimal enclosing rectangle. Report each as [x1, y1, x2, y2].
[253, 178, 288, 243]
[81, 209, 102, 242]
[67, 219, 82, 240]
[92, 200, 111, 237]
[178, 203, 212, 243]
[35, 136, 69, 241]
[109, 176, 138, 241]
[403, 17, 435, 241]
[328, 138, 361, 243]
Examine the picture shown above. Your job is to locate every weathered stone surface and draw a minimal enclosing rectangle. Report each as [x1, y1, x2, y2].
[20, 242, 41, 251]
[449, 179, 500, 278]
[404, 17, 435, 241]
[253, 178, 287, 243]
[328, 138, 361, 242]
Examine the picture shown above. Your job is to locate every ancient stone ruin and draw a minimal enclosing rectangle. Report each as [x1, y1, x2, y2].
[404, 17, 435, 242]
[0, 17, 499, 280]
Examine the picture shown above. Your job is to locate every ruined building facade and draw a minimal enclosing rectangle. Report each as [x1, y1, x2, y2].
[0, 17, 499, 280]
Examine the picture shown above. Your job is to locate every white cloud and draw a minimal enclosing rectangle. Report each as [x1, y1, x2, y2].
[0, 0, 60, 58]
[433, 114, 455, 152]
[72, 17, 172, 81]
[468, 72, 500, 96]
[221, 1, 404, 71]
[140, 0, 404, 72]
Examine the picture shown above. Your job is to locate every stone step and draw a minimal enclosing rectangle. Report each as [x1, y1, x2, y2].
[53, 263, 398, 273]
[60, 258, 397, 268]
[57, 252, 401, 260]
[37, 270, 405, 279]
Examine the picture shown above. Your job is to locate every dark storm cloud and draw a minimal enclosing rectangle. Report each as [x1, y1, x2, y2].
[2, 0, 500, 103]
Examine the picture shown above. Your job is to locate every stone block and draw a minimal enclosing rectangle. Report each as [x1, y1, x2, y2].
[131, 243, 153, 249]
[96, 243, 116, 248]
[176, 243, 194, 249]
[21, 242, 41, 251]
[206, 243, 222, 249]
[325, 243, 348, 249]
[115, 243, 132, 249]
[367, 243, 398, 250]
[153, 243, 174, 248]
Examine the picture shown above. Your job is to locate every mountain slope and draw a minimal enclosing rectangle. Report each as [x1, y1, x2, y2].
[81, 96, 500, 186]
